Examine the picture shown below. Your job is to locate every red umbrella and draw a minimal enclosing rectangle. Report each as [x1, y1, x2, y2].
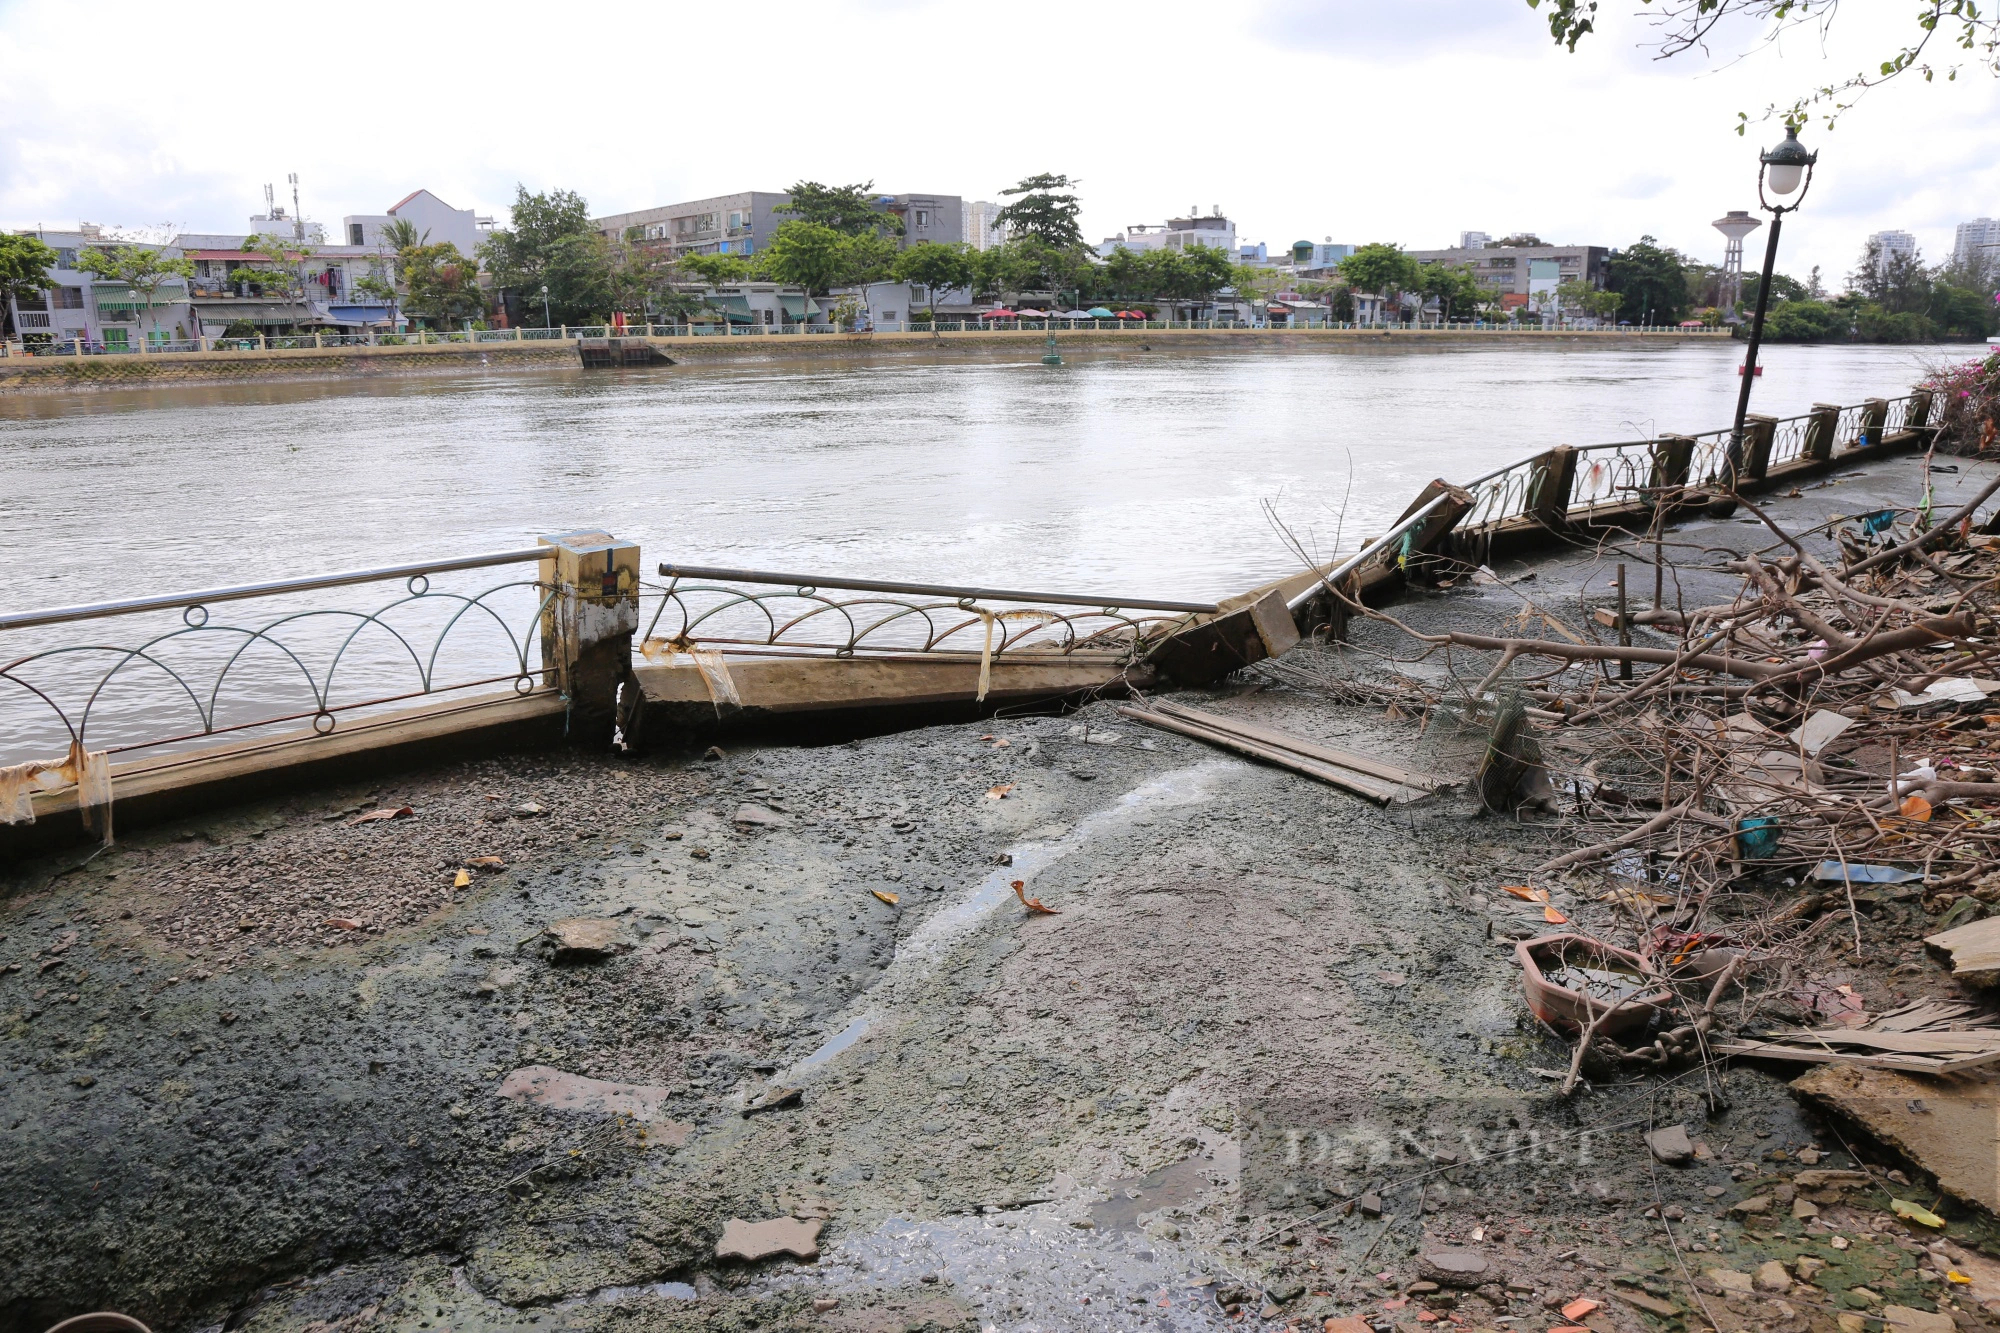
[980, 308, 1017, 319]
[1117, 310, 1148, 320]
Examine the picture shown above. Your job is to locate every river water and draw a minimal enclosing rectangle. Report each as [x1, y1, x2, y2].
[0, 340, 1976, 761]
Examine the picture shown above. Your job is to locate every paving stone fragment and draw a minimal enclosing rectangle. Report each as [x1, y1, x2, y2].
[715, 1216, 822, 1262]
[1645, 1124, 1693, 1166]
[1418, 1250, 1491, 1287]
[1706, 1269, 1756, 1295]
[541, 917, 630, 961]
[1754, 1261, 1792, 1293]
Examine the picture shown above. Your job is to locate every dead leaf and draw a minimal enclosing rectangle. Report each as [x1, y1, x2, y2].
[992, 737, 1011, 748]
[345, 805, 414, 826]
[1891, 1197, 1945, 1228]
[453, 869, 472, 889]
[1012, 879, 1058, 915]
[323, 917, 364, 930]
[1502, 885, 1550, 903]
[467, 856, 506, 872]
[1900, 794, 1934, 822]
[871, 889, 900, 906]
[986, 784, 1015, 801]
[1543, 905, 1570, 924]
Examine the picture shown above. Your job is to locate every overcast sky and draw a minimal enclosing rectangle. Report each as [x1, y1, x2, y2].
[3, 0, 1994, 286]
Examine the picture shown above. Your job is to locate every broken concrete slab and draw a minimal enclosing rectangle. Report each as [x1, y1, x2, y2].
[1881, 1306, 1953, 1333]
[1754, 1261, 1792, 1293]
[494, 1066, 689, 1139]
[1417, 1250, 1492, 1287]
[1925, 915, 2000, 987]
[1645, 1124, 1693, 1166]
[715, 1216, 823, 1262]
[1615, 1290, 1681, 1318]
[1793, 1064, 2000, 1213]
[540, 917, 631, 962]
[1705, 1268, 1756, 1295]
[731, 803, 786, 829]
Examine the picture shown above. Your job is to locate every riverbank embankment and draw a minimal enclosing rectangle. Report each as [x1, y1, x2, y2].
[0, 325, 1731, 394]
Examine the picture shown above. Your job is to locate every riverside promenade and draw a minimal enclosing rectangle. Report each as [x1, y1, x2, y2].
[0, 323, 1732, 393]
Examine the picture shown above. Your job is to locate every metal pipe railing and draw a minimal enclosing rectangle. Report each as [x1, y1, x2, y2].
[655, 562, 1218, 615]
[0, 548, 548, 632]
[1285, 493, 1449, 612]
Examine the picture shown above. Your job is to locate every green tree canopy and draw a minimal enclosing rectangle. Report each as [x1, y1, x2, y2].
[0, 234, 59, 317]
[993, 173, 1084, 250]
[73, 244, 196, 311]
[675, 253, 755, 287]
[400, 242, 488, 327]
[891, 242, 976, 315]
[1418, 262, 1486, 320]
[1337, 243, 1421, 299]
[1606, 236, 1691, 324]
[775, 182, 902, 236]
[760, 222, 897, 297]
[479, 185, 597, 318]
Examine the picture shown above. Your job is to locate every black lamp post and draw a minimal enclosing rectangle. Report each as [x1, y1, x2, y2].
[1724, 125, 1818, 494]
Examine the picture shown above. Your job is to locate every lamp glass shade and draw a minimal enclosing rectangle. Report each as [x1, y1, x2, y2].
[1765, 162, 1804, 196]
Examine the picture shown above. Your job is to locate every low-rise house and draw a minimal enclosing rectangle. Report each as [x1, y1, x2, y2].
[1097, 209, 1238, 259]
[179, 238, 399, 336]
[342, 189, 492, 255]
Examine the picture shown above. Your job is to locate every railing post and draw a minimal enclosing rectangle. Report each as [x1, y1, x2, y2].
[538, 529, 640, 748]
[1739, 414, 1779, 485]
[258, 334, 267, 351]
[1906, 388, 1935, 440]
[1652, 435, 1696, 498]
[1804, 403, 1841, 462]
[1526, 445, 1577, 529]
[1857, 397, 1889, 450]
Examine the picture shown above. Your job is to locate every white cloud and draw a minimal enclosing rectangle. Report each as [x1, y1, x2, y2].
[1, 0, 1993, 286]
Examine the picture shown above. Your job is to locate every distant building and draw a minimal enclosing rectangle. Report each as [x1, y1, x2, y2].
[595, 190, 961, 258]
[1239, 242, 1270, 264]
[1290, 240, 1355, 272]
[2, 229, 193, 347]
[964, 200, 1008, 251]
[1405, 240, 1610, 297]
[1953, 218, 2000, 268]
[1459, 230, 1491, 250]
[1096, 208, 1237, 259]
[341, 190, 492, 255]
[1868, 229, 1918, 276]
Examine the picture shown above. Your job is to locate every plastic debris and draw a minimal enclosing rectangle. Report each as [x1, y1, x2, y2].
[1812, 862, 1925, 884]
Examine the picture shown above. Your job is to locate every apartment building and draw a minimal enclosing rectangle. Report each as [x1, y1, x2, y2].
[963, 200, 1008, 250]
[596, 190, 962, 258]
[4, 227, 194, 348]
[1953, 218, 2000, 269]
[1868, 229, 1918, 276]
[1405, 241, 1610, 295]
[1097, 209, 1238, 258]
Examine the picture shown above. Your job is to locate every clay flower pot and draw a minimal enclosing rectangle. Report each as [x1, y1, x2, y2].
[1515, 933, 1671, 1036]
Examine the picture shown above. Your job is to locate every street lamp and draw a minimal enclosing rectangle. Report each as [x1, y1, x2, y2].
[540, 284, 551, 328]
[1724, 125, 1818, 495]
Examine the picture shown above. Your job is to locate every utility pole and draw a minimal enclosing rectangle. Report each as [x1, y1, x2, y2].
[289, 174, 304, 242]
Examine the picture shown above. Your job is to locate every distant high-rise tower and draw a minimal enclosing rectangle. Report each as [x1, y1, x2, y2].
[1713, 210, 1762, 310]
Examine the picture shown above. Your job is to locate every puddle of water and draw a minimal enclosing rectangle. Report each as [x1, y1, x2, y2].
[553, 1280, 699, 1308]
[775, 1207, 1237, 1332]
[780, 760, 1233, 1083]
[1088, 1156, 1219, 1232]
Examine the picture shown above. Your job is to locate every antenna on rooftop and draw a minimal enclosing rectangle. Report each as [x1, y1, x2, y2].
[289, 173, 304, 242]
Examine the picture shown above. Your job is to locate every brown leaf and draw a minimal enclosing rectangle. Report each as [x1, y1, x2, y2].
[1012, 879, 1058, 915]
[452, 869, 472, 889]
[1502, 884, 1549, 903]
[871, 889, 900, 906]
[1900, 794, 1934, 822]
[345, 805, 414, 826]
[1542, 905, 1570, 924]
[986, 784, 1015, 801]
[323, 917, 364, 930]
[466, 856, 507, 872]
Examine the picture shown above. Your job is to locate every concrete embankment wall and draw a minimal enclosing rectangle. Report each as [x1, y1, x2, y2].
[0, 327, 1728, 394]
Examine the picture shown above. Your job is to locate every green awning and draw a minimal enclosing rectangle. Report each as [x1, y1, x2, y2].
[705, 294, 755, 324]
[778, 294, 820, 319]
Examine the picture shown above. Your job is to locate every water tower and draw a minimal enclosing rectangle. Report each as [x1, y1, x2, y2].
[1713, 210, 1762, 311]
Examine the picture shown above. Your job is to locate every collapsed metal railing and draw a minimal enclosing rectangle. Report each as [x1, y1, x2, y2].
[638, 563, 1215, 665]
